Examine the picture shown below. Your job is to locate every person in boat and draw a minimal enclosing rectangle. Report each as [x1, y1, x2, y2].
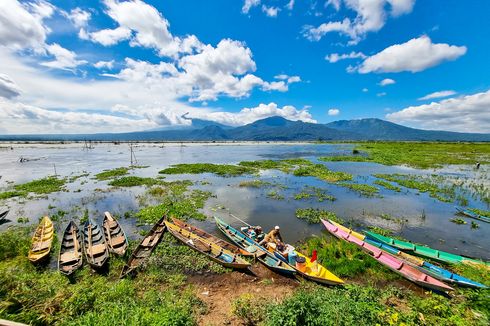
[240, 225, 264, 241]
[259, 226, 283, 247]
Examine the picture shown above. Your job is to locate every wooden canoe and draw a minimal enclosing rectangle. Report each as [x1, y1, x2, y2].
[120, 215, 166, 278]
[364, 230, 489, 266]
[103, 212, 128, 256]
[58, 221, 83, 275]
[321, 219, 454, 292]
[28, 216, 54, 263]
[330, 221, 487, 289]
[214, 217, 296, 276]
[0, 209, 9, 221]
[172, 217, 253, 256]
[83, 218, 109, 269]
[275, 251, 344, 286]
[166, 220, 251, 269]
[455, 207, 490, 223]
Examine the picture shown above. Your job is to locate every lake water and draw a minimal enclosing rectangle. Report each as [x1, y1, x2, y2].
[1, 142, 489, 260]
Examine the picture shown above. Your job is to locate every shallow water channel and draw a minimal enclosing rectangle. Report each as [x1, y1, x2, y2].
[0, 142, 489, 260]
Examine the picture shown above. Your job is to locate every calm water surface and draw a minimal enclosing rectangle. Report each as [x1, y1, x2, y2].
[0, 142, 488, 260]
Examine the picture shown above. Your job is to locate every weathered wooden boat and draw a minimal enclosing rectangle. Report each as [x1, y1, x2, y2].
[58, 221, 83, 275]
[28, 216, 54, 263]
[172, 217, 253, 256]
[120, 215, 166, 278]
[330, 221, 487, 289]
[215, 217, 296, 277]
[103, 212, 128, 256]
[322, 219, 454, 292]
[364, 230, 489, 266]
[455, 207, 490, 223]
[0, 209, 9, 221]
[165, 220, 251, 269]
[83, 219, 109, 269]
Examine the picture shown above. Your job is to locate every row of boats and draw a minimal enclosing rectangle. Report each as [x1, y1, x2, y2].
[25, 211, 488, 291]
[28, 213, 128, 274]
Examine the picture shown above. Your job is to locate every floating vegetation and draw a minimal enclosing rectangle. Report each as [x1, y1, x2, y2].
[238, 180, 271, 188]
[337, 182, 379, 197]
[319, 142, 490, 169]
[378, 213, 403, 224]
[293, 164, 353, 183]
[266, 191, 284, 200]
[159, 163, 255, 176]
[17, 217, 29, 224]
[374, 174, 456, 203]
[68, 172, 90, 183]
[366, 226, 394, 236]
[108, 176, 163, 187]
[0, 176, 67, 200]
[471, 221, 480, 229]
[295, 208, 340, 224]
[95, 167, 130, 180]
[450, 218, 467, 225]
[373, 179, 401, 192]
[294, 186, 336, 202]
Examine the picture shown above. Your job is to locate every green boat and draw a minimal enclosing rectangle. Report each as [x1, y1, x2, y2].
[364, 231, 489, 266]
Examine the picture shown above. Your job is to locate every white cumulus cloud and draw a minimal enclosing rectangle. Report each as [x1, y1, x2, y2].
[197, 102, 316, 126]
[94, 60, 115, 69]
[80, 26, 132, 46]
[262, 5, 280, 17]
[242, 0, 261, 14]
[64, 8, 91, 28]
[40, 43, 88, 71]
[328, 108, 340, 116]
[357, 36, 467, 73]
[379, 78, 395, 86]
[305, 0, 415, 44]
[386, 90, 490, 133]
[0, 73, 22, 99]
[418, 90, 456, 101]
[325, 51, 366, 63]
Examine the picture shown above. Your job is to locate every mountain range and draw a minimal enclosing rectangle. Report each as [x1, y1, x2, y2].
[0, 117, 489, 141]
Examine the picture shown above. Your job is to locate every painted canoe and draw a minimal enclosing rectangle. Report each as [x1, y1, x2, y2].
[58, 221, 83, 276]
[172, 217, 253, 256]
[0, 209, 9, 221]
[83, 218, 109, 269]
[103, 212, 128, 256]
[455, 207, 490, 223]
[274, 251, 344, 286]
[28, 216, 54, 263]
[321, 219, 454, 292]
[165, 220, 251, 269]
[364, 230, 489, 266]
[120, 215, 166, 278]
[329, 221, 487, 289]
[214, 217, 296, 277]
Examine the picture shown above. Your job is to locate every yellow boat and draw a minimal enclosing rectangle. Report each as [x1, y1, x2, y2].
[293, 251, 344, 285]
[28, 216, 54, 263]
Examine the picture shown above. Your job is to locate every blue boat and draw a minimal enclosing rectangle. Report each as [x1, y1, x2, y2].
[214, 217, 296, 277]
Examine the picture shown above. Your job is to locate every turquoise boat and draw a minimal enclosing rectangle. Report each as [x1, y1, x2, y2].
[364, 230, 489, 266]
[455, 207, 490, 223]
[214, 217, 296, 277]
[366, 237, 487, 288]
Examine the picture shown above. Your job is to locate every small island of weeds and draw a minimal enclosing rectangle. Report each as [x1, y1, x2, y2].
[159, 163, 255, 176]
[319, 142, 490, 169]
[0, 176, 66, 199]
[295, 208, 340, 224]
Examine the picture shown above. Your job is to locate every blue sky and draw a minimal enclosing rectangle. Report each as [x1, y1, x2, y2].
[0, 0, 489, 134]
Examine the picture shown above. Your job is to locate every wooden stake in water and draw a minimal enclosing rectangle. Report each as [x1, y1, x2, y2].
[53, 163, 57, 177]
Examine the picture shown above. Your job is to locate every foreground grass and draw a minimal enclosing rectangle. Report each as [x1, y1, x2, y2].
[319, 142, 490, 169]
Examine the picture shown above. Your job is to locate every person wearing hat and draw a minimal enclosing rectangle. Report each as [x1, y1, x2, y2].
[259, 225, 284, 247]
